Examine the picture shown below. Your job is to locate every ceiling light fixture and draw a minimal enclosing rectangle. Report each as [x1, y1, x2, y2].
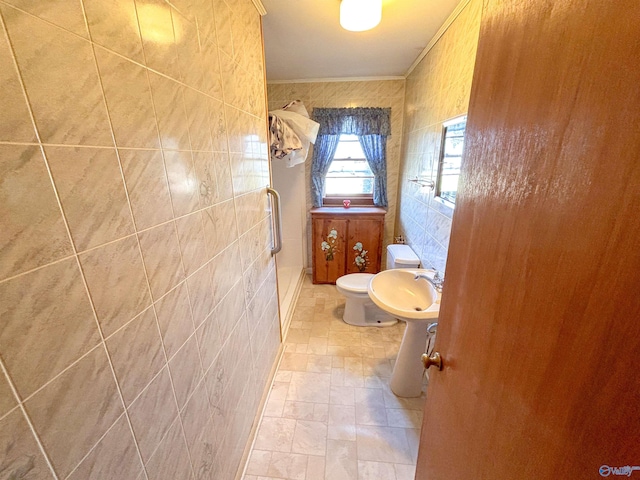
[340, 0, 382, 32]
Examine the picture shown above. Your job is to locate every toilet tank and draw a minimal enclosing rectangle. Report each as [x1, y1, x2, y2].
[386, 244, 420, 269]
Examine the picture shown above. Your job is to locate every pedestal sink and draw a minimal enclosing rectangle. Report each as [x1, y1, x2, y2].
[367, 269, 441, 397]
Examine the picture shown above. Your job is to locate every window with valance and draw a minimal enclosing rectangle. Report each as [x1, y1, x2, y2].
[311, 107, 391, 207]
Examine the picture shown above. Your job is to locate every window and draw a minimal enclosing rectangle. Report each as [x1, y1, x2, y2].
[324, 134, 374, 205]
[435, 116, 466, 206]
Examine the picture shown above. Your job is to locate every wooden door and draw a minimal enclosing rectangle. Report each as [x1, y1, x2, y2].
[346, 218, 382, 274]
[312, 218, 347, 284]
[417, 1, 640, 479]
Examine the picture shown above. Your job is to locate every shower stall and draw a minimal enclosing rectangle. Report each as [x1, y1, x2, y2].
[270, 158, 307, 336]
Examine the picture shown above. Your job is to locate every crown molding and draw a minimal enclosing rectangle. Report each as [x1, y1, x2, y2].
[252, 0, 266, 16]
[267, 76, 405, 84]
[404, 0, 471, 78]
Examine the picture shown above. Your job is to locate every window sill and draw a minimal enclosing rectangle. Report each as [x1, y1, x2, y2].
[323, 196, 375, 207]
[311, 206, 387, 216]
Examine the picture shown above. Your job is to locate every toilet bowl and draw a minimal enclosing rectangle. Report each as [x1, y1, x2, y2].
[336, 244, 421, 327]
[336, 273, 397, 327]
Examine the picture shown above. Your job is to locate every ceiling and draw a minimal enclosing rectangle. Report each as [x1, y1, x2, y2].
[261, 0, 463, 82]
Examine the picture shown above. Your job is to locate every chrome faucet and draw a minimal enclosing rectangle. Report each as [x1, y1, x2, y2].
[414, 271, 444, 293]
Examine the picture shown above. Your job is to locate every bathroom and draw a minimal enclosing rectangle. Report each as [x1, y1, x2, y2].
[0, 0, 638, 479]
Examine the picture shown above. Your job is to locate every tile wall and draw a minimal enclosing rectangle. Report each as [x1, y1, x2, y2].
[266, 80, 406, 268]
[398, 0, 482, 272]
[0, 0, 281, 479]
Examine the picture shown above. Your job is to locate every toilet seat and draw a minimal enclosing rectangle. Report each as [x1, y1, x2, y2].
[336, 273, 374, 295]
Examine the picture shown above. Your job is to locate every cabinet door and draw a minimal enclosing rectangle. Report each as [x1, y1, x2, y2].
[346, 218, 383, 274]
[312, 218, 348, 284]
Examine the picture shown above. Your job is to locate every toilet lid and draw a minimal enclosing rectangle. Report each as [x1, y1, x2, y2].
[336, 273, 375, 293]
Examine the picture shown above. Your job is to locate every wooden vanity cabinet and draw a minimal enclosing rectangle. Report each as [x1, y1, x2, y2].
[311, 207, 386, 284]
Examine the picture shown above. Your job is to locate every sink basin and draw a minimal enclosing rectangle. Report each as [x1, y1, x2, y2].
[368, 269, 440, 321]
[367, 268, 441, 398]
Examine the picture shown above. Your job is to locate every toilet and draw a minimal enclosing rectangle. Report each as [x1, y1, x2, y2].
[336, 244, 421, 327]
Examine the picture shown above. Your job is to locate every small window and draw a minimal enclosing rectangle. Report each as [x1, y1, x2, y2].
[435, 116, 466, 206]
[324, 134, 374, 205]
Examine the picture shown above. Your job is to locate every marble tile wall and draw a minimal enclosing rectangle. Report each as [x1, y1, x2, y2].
[397, 0, 482, 272]
[0, 0, 280, 479]
[266, 80, 406, 269]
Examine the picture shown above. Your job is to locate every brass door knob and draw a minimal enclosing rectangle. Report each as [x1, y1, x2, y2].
[422, 352, 443, 370]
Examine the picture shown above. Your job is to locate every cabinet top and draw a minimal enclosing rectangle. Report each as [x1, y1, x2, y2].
[310, 207, 387, 216]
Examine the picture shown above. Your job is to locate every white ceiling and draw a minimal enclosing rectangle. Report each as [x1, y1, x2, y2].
[261, 0, 463, 82]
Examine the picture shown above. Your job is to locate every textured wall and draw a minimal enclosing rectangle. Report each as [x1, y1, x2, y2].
[398, 0, 482, 272]
[0, 0, 280, 479]
[267, 80, 406, 269]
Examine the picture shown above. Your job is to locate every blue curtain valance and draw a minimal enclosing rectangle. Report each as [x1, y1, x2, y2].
[312, 107, 391, 136]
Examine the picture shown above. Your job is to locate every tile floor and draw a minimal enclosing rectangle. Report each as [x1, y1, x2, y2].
[242, 276, 426, 480]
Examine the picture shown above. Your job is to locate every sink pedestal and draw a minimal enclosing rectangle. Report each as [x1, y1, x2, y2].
[389, 321, 428, 397]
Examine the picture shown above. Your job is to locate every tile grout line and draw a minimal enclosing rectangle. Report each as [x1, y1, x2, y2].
[61, 409, 131, 480]
[0, 2, 271, 120]
[165, 1, 229, 413]
[78, 1, 156, 476]
[0, 7, 72, 479]
[116, 7, 200, 466]
[0, 185, 269, 288]
[0, 357, 60, 479]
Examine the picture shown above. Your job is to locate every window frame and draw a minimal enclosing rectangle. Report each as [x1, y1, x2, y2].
[435, 115, 467, 209]
[323, 134, 375, 206]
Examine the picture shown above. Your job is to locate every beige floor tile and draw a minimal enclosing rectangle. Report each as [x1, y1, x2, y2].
[381, 385, 426, 411]
[328, 405, 355, 426]
[313, 404, 329, 423]
[343, 374, 365, 388]
[327, 424, 357, 442]
[355, 426, 412, 465]
[405, 428, 421, 464]
[329, 385, 355, 406]
[246, 450, 272, 476]
[306, 355, 332, 373]
[291, 420, 327, 456]
[296, 297, 316, 307]
[372, 347, 388, 359]
[268, 452, 308, 480]
[287, 372, 331, 404]
[283, 401, 315, 421]
[393, 463, 416, 480]
[357, 460, 396, 480]
[288, 329, 311, 344]
[331, 368, 345, 387]
[325, 439, 357, 480]
[355, 388, 385, 408]
[362, 358, 393, 378]
[254, 417, 297, 453]
[309, 325, 330, 338]
[306, 455, 325, 480]
[275, 371, 293, 383]
[386, 409, 423, 429]
[264, 382, 289, 417]
[355, 405, 388, 427]
[364, 376, 385, 389]
[280, 353, 309, 372]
